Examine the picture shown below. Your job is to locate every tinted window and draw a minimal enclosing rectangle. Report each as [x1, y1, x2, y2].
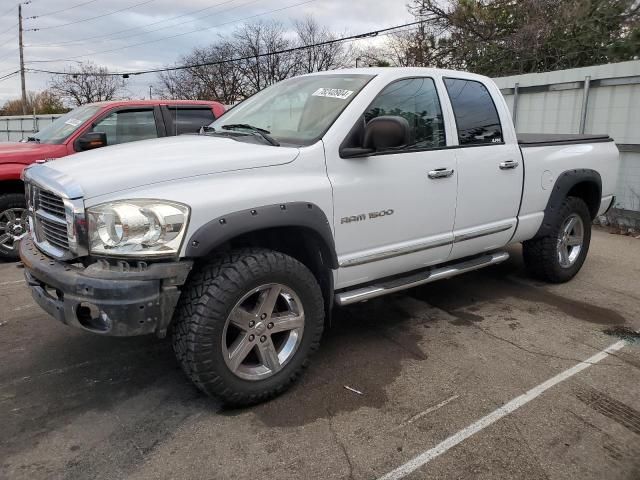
[364, 77, 446, 150]
[166, 107, 215, 135]
[444, 78, 503, 145]
[92, 109, 158, 145]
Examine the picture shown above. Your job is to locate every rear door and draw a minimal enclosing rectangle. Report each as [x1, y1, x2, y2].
[443, 77, 523, 259]
[161, 105, 217, 136]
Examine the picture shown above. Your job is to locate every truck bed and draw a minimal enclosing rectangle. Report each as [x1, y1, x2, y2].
[518, 133, 612, 147]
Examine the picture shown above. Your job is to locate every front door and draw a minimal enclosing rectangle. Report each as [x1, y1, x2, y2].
[90, 108, 161, 147]
[328, 77, 458, 289]
[442, 77, 523, 259]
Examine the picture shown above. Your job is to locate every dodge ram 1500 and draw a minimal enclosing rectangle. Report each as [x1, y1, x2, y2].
[19, 68, 619, 405]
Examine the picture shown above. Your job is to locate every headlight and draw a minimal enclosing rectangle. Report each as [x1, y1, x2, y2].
[87, 200, 190, 257]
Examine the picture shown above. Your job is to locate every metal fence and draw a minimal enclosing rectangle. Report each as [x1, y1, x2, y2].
[493, 60, 640, 223]
[0, 114, 62, 142]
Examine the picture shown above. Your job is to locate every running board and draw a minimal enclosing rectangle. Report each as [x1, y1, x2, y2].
[335, 251, 510, 306]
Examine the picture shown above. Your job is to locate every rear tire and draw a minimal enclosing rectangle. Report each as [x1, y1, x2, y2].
[523, 196, 591, 283]
[0, 193, 28, 261]
[171, 248, 324, 406]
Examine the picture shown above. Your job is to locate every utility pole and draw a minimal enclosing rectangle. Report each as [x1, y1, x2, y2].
[18, 3, 27, 115]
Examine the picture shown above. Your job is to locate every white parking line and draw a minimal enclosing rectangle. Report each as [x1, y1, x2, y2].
[378, 340, 627, 480]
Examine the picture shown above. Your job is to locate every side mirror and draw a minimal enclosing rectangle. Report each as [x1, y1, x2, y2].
[364, 116, 410, 151]
[76, 132, 107, 151]
[340, 115, 410, 158]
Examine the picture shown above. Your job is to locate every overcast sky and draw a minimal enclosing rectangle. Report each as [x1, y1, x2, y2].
[0, 0, 412, 106]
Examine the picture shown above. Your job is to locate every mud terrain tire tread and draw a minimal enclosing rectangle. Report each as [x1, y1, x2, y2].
[522, 196, 591, 283]
[171, 248, 324, 406]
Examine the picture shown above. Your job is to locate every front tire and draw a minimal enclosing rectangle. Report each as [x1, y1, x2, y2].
[0, 193, 28, 261]
[171, 248, 325, 406]
[523, 196, 592, 283]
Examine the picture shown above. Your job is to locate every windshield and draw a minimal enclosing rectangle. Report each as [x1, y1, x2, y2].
[31, 105, 101, 144]
[209, 74, 374, 146]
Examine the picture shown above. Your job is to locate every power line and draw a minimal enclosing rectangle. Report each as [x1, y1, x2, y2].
[0, 70, 20, 83]
[27, 20, 429, 77]
[0, 23, 17, 37]
[0, 4, 19, 18]
[26, 0, 157, 31]
[28, 0, 100, 18]
[25, 0, 316, 64]
[0, 49, 19, 62]
[27, 0, 240, 48]
[0, 66, 19, 76]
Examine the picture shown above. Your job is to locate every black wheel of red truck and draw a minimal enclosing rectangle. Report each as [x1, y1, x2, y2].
[171, 248, 324, 406]
[522, 196, 592, 283]
[0, 193, 28, 261]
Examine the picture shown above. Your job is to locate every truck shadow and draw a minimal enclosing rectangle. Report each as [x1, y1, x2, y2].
[409, 247, 625, 327]
[237, 298, 431, 427]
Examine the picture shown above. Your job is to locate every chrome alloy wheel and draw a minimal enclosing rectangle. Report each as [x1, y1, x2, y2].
[0, 208, 28, 252]
[557, 213, 584, 268]
[222, 283, 305, 381]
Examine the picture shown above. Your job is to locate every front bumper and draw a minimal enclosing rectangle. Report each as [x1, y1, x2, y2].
[19, 235, 192, 336]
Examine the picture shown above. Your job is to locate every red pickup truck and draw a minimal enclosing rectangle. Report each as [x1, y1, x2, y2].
[0, 99, 225, 259]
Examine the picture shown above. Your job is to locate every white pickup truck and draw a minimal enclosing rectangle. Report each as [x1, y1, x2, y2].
[20, 67, 619, 405]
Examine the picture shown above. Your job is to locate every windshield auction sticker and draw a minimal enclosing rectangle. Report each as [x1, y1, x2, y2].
[312, 88, 354, 100]
[64, 119, 82, 127]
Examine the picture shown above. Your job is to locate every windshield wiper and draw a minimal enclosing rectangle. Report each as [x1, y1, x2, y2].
[26, 136, 40, 143]
[221, 124, 280, 146]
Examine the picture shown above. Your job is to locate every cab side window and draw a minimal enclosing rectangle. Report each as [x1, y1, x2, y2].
[364, 77, 446, 151]
[443, 78, 503, 145]
[92, 109, 158, 145]
[165, 107, 216, 135]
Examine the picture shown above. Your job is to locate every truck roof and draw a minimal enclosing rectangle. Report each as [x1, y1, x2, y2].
[303, 67, 492, 83]
[86, 99, 224, 108]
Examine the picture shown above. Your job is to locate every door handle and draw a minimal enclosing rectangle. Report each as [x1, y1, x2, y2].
[499, 160, 519, 170]
[428, 168, 454, 179]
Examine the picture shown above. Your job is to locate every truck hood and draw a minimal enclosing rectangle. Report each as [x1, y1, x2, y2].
[42, 135, 300, 199]
[0, 141, 66, 164]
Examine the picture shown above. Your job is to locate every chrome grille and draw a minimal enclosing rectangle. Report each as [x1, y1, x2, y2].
[38, 189, 66, 218]
[27, 185, 71, 255]
[23, 166, 87, 260]
[39, 216, 70, 250]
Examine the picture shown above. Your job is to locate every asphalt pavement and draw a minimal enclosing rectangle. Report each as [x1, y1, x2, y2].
[1, 228, 639, 480]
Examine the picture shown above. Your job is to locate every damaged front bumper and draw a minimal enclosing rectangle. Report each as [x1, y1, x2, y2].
[19, 235, 192, 336]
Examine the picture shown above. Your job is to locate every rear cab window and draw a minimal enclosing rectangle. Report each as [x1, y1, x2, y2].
[164, 106, 216, 135]
[443, 78, 503, 145]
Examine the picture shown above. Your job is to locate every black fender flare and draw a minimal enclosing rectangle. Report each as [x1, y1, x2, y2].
[534, 169, 601, 238]
[184, 202, 338, 268]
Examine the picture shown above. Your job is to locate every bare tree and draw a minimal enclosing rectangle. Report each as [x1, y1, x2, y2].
[155, 18, 357, 103]
[293, 16, 350, 73]
[49, 62, 124, 106]
[233, 21, 297, 93]
[158, 41, 246, 104]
